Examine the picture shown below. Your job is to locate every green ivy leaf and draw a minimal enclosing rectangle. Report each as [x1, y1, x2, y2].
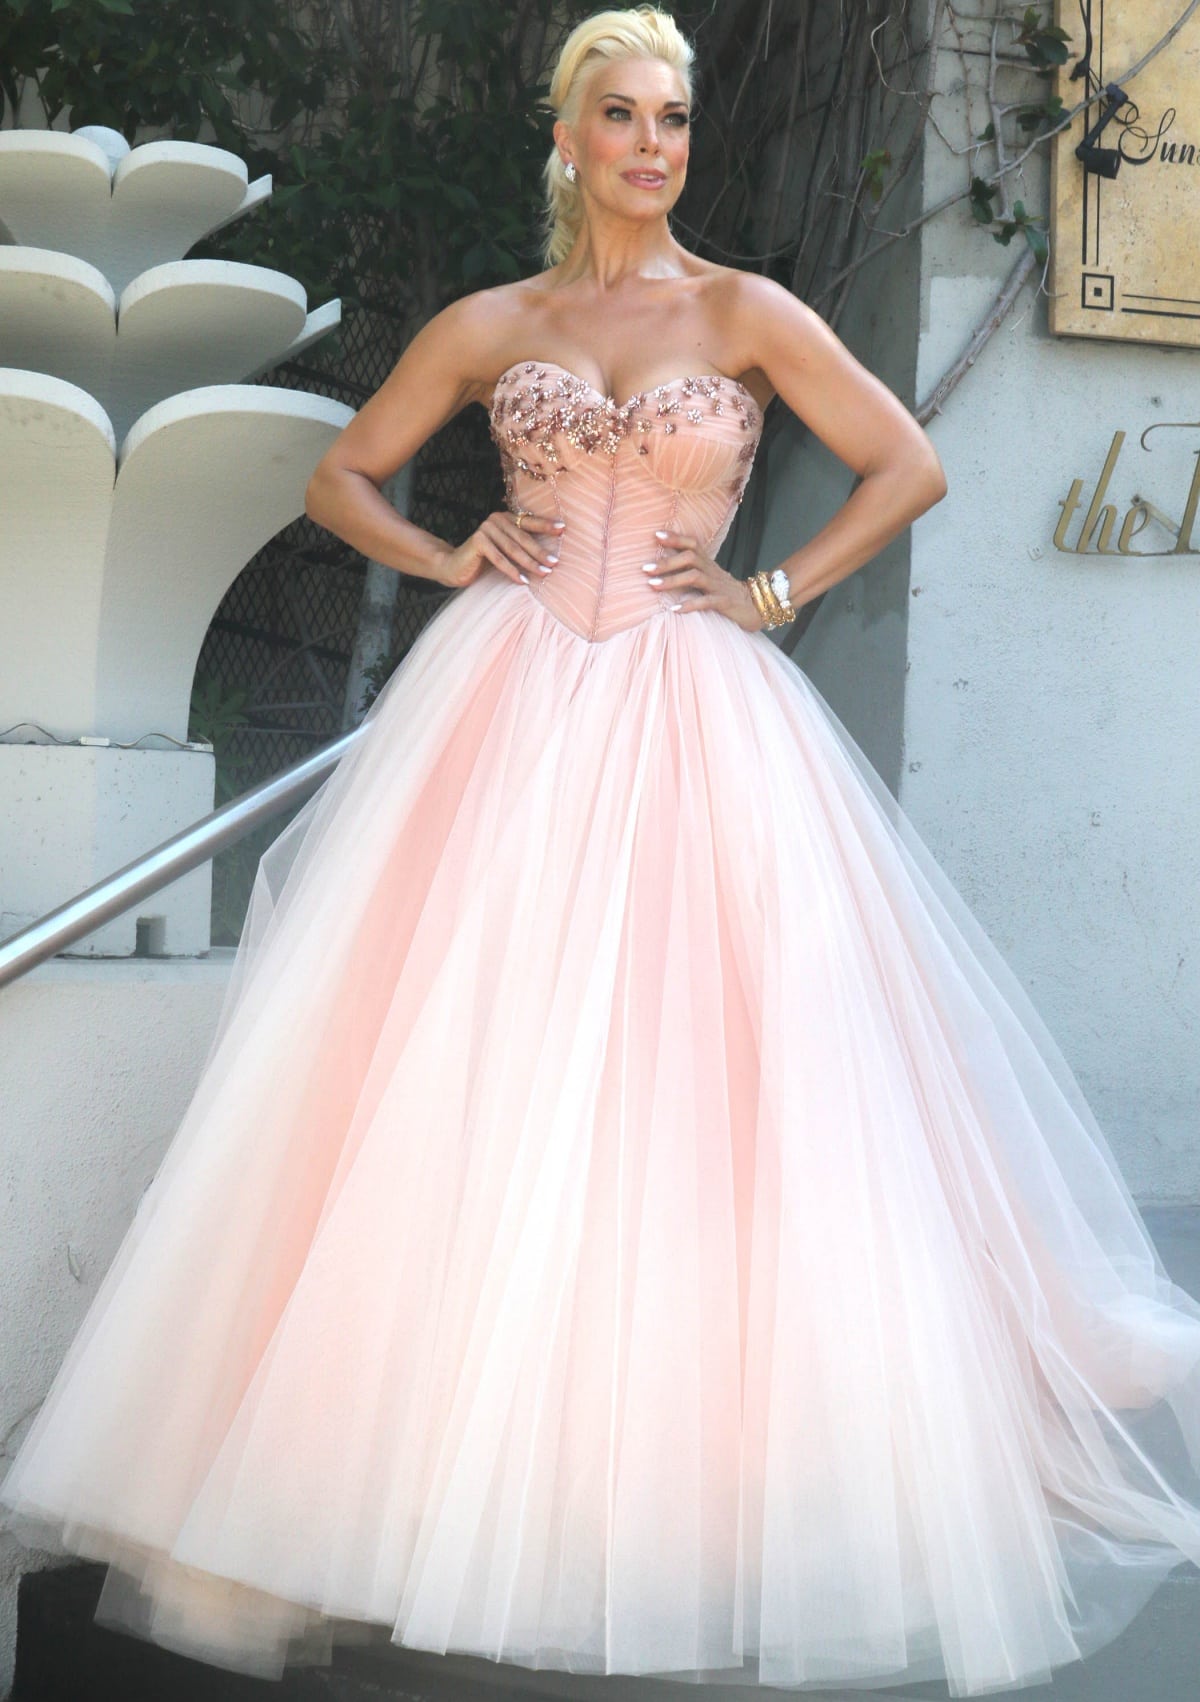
[969, 175, 998, 223]
[1016, 5, 1073, 70]
[860, 146, 891, 203]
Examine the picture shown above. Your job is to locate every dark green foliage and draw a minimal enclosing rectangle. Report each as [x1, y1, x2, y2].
[0, 0, 598, 318]
[1013, 93, 1066, 135]
[860, 148, 892, 204]
[0, 0, 323, 149]
[992, 199, 1048, 262]
[970, 174, 1000, 224]
[1013, 4, 1072, 71]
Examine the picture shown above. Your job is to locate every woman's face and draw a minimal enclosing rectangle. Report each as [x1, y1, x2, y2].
[556, 54, 691, 225]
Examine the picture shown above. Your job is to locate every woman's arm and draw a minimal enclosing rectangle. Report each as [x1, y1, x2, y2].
[304, 291, 561, 588]
[730, 275, 948, 610]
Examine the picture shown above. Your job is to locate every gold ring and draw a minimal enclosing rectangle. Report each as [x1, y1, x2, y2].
[515, 512, 526, 531]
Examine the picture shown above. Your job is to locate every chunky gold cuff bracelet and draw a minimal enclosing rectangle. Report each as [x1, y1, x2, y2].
[748, 571, 795, 630]
[746, 574, 772, 625]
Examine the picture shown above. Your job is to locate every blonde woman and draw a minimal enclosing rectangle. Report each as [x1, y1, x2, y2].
[5, 8, 1200, 1698]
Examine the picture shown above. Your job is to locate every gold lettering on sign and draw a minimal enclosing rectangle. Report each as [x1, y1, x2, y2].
[1053, 481, 1086, 552]
[1054, 424, 1200, 554]
[1118, 503, 1153, 551]
[1173, 449, 1200, 553]
[1075, 432, 1124, 553]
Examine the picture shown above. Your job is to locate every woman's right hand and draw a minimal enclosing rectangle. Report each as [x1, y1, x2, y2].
[438, 510, 565, 589]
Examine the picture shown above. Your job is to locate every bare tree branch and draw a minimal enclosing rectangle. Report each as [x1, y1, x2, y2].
[916, 243, 1038, 424]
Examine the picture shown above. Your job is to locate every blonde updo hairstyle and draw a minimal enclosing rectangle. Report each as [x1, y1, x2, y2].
[542, 6, 695, 267]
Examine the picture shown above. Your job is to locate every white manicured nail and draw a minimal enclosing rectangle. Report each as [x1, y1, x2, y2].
[647, 576, 663, 586]
[518, 572, 529, 584]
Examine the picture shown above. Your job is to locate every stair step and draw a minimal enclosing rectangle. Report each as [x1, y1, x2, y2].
[10, 1554, 1200, 1702]
[10, 1561, 706, 1702]
[12, 1561, 304, 1702]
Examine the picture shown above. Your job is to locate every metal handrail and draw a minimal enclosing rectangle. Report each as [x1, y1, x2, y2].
[0, 724, 371, 990]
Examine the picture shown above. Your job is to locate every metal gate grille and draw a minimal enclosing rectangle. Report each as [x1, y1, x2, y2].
[192, 297, 504, 941]
[194, 308, 503, 787]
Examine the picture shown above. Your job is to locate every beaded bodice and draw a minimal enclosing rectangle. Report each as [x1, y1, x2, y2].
[488, 360, 763, 643]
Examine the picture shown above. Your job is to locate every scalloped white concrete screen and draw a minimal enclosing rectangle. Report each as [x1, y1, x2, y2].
[0, 128, 354, 956]
[0, 372, 115, 734]
[0, 375, 352, 744]
[0, 249, 322, 438]
[100, 386, 356, 743]
[0, 129, 272, 295]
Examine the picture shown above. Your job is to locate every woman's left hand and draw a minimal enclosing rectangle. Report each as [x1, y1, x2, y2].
[644, 530, 765, 633]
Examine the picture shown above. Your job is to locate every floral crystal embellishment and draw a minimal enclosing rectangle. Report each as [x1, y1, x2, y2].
[489, 365, 760, 486]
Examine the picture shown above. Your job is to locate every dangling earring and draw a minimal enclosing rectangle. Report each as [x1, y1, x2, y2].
[564, 160, 577, 183]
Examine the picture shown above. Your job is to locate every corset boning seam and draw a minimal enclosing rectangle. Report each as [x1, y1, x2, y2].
[524, 591, 674, 645]
[664, 488, 680, 574]
[512, 475, 739, 644]
[587, 454, 620, 644]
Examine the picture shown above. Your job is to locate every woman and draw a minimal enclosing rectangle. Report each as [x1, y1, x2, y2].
[4, 8, 1200, 1699]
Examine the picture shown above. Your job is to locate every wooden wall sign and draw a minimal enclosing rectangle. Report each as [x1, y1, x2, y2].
[1050, 0, 1200, 348]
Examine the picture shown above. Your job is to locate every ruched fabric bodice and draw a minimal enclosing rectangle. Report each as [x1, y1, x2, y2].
[488, 360, 763, 642]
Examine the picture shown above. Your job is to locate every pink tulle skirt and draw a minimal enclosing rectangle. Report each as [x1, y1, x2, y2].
[3, 569, 1200, 1698]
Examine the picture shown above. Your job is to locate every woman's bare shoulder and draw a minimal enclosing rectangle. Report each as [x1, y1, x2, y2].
[692, 262, 816, 327]
[415, 276, 559, 404]
[673, 263, 815, 404]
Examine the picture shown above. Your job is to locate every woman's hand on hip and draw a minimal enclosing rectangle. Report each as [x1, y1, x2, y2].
[643, 530, 765, 632]
[439, 511, 564, 589]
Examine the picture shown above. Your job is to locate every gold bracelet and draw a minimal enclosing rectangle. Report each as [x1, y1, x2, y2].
[746, 573, 772, 627]
[761, 574, 787, 624]
[757, 572, 785, 624]
[749, 571, 786, 629]
[753, 570, 798, 629]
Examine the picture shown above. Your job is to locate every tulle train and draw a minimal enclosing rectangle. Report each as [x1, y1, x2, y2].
[3, 570, 1200, 1698]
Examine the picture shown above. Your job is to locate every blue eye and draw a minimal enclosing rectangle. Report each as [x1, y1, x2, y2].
[602, 106, 690, 124]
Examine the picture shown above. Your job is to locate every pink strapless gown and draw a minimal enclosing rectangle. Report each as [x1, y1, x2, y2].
[4, 361, 1200, 1699]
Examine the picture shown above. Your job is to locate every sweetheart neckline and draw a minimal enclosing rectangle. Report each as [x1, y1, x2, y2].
[489, 359, 765, 428]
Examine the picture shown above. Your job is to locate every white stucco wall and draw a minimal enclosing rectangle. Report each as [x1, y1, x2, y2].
[0, 955, 231, 1695]
[896, 83, 1200, 1196]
